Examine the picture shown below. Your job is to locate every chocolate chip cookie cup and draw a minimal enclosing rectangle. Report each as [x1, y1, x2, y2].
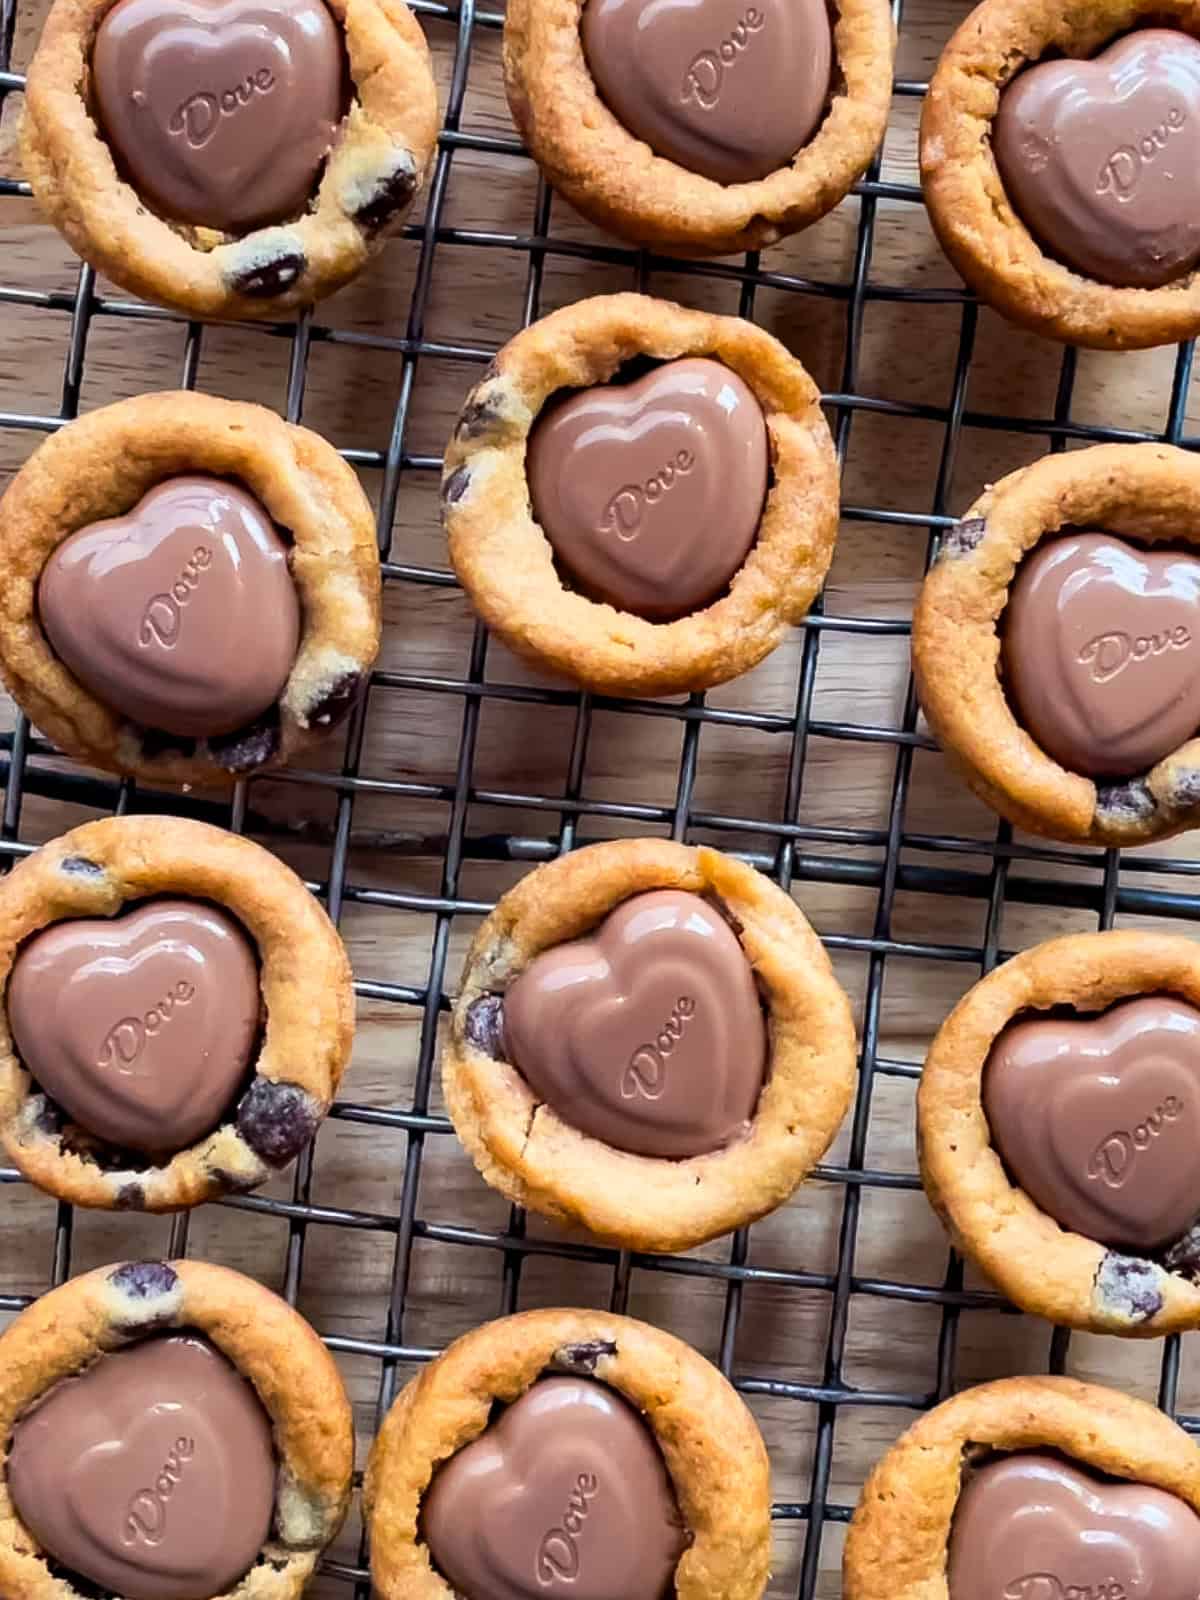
[921, 1, 1200, 349]
[443, 293, 840, 698]
[365, 1308, 771, 1600]
[0, 391, 381, 786]
[443, 836, 857, 1253]
[504, 0, 894, 254]
[0, 814, 354, 1211]
[0, 1258, 353, 1600]
[22, 0, 438, 318]
[844, 1377, 1200, 1600]
[913, 442, 1200, 847]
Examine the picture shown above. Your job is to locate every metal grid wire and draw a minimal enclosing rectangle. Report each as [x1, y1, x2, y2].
[4, 0, 1200, 1593]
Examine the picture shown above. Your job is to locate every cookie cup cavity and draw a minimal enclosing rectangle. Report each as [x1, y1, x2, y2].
[918, 929, 1200, 1335]
[0, 815, 354, 1211]
[443, 837, 857, 1252]
[0, 391, 381, 786]
[504, 0, 893, 253]
[0, 1258, 353, 1600]
[913, 442, 1200, 846]
[22, 0, 438, 318]
[844, 1375, 1200, 1600]
[365, 1307, 771, 1600]
[444, 293, 840, 697]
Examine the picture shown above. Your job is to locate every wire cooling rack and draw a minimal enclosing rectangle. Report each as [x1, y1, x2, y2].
[5, 0, 1200, 1595]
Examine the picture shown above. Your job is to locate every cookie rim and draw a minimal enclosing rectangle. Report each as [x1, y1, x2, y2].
[363, 1306, 772, 1600]
[443, 292, 841, 697]
[0, 814, 355, 1211]
[442, 836, 858, 1253]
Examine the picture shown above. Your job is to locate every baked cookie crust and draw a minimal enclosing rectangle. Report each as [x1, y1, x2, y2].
[0, 814, 354, 1211]
[0, 391, 381, 787]
[917, 929, 1200, 1336]
[921, 0, 1200, 350]
[0, 1258, 353, 1600]
[913, 442, 1200, 847]
[844, 1375, 1200, 1600]
[504, 0, 894, 254]
[22, 0, 439, 319]
[442, 837, 858, 1253]
[443, 293, 840, 698]
[365, 1307, 771, 1600]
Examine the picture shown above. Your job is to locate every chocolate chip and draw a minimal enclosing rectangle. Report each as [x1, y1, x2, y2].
[353, 155, 418, 234]
[33, 1097, 64, 1136]
[552, 1340, 618, 1374]
[465, 994, 506, 1059]
[115, 1183, 145, 1211]
[228, 248, 307, 298]
[941, 517, 986, 559]
[1164, 1221, 1200, 1280]
[108, 1260, 178, 1300]
[456, 392, 504, 441]
[60, 856, 104, 878]
[210, 713, 280, 774]
[1169, 768, 1200, 809]
[139, 727, 197, 763]
[443, 466, 470, 505]
[208, 1164, 260, 1195]
[307, 669, 364, 728]
[1096, 778, 1157, 823]
[236, 1077, 320, 1166]
[1094, 1252, 1163, 1323]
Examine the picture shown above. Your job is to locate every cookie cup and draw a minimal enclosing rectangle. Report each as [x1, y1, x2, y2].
[0, 814, 354, 1211]
[22, 0, 439, 318]
[0, 1258, 353, 1600]
[365, 1308, 771, 1600]
[443, 293, 840, 697]
[913, 442, 1200, 846]
[0, 391, 381, 787]
[844, 1376, 1200, 1600]
[443, 837, 857, 1253]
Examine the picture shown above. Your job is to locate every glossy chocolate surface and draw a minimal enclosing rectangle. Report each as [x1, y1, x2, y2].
[1003, 532, 1200, 777]
[526, 358, 768, 621]
[502, 889, 766, 1158]
[92, 0, 344, 233]
[422, 1377, 686, 1600]
[8, 899, 260, 1153]
[8, 1334, 276, 1600]
[993, 30, 1200, 289]
[581, 0, 831, 184]
[39, 475, 301, 740]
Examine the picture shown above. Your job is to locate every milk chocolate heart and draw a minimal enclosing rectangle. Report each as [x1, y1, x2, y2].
[526, 358, 769, 621]
[92, 0, 345, 233]
[8, 1334, 276, 1600]
[39, 475, 301, 739]
[983, 995, 1200, 1250]
[994, 30, 1200, 288]
[501, 889, 767, 1158]
[8, 899, 260, 1153]
[581, 0, 831, 184]
[949, 1453, 1200, 1600]
[421, 1377, 686, 1600]
[1003, 532, 1200, 776]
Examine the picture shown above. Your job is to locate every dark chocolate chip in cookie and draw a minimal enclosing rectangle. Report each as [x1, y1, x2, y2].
[60, 855, 106, 878]
[228, 246, 309, 297]
[237, 1076, 320, 1165]
[553, 1339, 618, 1374]
[465, 994, 507, 1059]
[941, 517, 986, 558]
[307, 669, 365, 728]
[210, 711, 282, 772]
[1094, 1251, 1163, 1322]
[108, 1259, 179, 1300]
[443, 465, 471, 505]
[353, 154, 419, 233]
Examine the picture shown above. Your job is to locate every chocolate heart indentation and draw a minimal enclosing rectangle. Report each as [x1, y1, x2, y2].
[92, 0, 345, 233]
[8, 899, 260, 1154]
[1003, 532, 1200, 777]
[948, 1453, 1200, 1600]
[501, 889, 767, 1159]
[983, 995, 1200, 1250]
[421, 1377, 686, 1600]
[526, 358, 769, 621]
[994, 29, 1200, 288]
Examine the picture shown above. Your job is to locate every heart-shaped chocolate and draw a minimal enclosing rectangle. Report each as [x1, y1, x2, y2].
[501, 888, 767, 1159]
[1003, 532, 1200, 777]
[949, 1453, 1200, 1600]
[7, 898, 260, 1153]
[39, 475, 301, 740]
[421, 1377, 686, 1600]
[8, 1334, 276, 1600]
[582, 0, 831, 184]
[983, 995, 1200, 1250]
[92, 0, 345, 233]
[993, 30, 1200, 288]
[526, 358, 769, 621]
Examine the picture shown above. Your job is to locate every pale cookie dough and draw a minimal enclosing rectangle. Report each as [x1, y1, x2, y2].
[0, 391, 381, 787]
[443, 837, 858, 1253]
[0, 814, 354, 1211]
[443, 293, 840, 698]
[365, 1307, 771, 1600]
[22, 0, 439, 319]
[0, 1258, 353, 1600]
